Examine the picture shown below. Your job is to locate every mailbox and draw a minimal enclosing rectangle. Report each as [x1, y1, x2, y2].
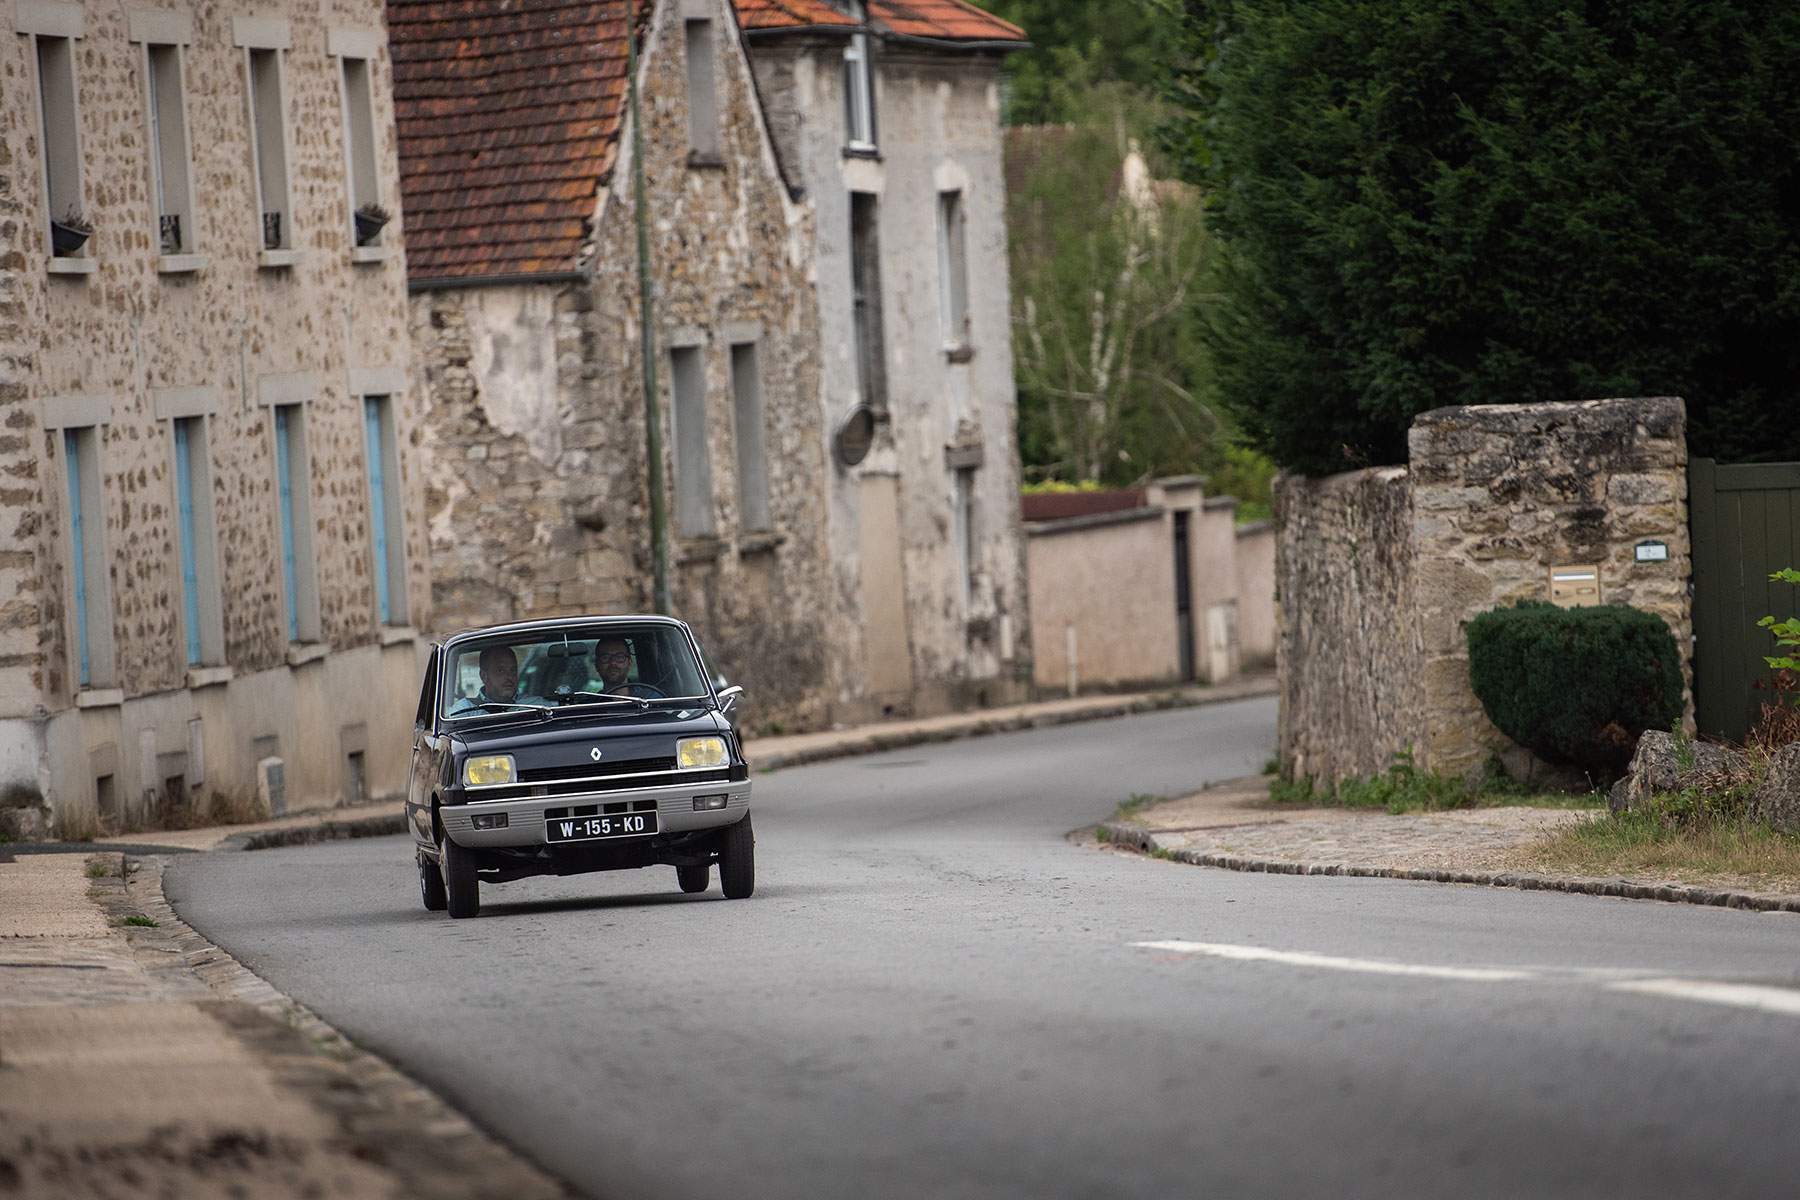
[1549, 564, 1601, 608]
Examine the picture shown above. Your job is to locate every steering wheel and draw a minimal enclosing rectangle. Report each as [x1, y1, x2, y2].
[620, 682, 665, 699]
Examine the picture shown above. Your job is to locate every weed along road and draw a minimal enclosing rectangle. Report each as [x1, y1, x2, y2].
[166, 698, 1800, 1200]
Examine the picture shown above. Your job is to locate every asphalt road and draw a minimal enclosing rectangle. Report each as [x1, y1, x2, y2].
[168, 698, 1800, 1199]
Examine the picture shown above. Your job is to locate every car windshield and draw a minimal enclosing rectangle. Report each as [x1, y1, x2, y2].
[441, 624, 711, 719]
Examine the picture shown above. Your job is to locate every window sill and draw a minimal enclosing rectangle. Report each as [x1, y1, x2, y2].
[74, 688, 124, 709]
[944, 344, 975, 364]
[186, 665, 234, 689]
[259, 249, 302, 269]
[286, 641, 330, 666]
[842, 144, 881, 161]
[738, 531, 785, 555]
[379, 624, 417, 646]
[158, 253, 207, 274]
[47, 257, 96, 275]
[676, 536, 724, 565]
[350, 245, 390, 264]
[686, 150, 728, 170]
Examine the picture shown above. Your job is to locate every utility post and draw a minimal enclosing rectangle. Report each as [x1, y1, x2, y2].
[627, 3, 671, 615]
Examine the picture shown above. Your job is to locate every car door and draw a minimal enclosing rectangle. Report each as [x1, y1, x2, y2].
[406, 647, 439, 846]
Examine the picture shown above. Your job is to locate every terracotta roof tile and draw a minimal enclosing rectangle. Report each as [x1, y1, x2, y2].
[390, 0, 647, 283]
[731, 0, 1024, 41]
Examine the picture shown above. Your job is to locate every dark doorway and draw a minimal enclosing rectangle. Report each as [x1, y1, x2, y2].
[849, 192, 887, 413]
[1174, 511, 1195, 682]
[1689, 458, 1800, 741]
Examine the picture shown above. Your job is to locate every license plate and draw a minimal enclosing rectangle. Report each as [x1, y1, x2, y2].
[544, 812, 658, 843]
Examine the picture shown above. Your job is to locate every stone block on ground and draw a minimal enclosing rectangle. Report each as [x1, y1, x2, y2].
[1752, 742, 1800, 833]
[1610, 730, 1751, 815]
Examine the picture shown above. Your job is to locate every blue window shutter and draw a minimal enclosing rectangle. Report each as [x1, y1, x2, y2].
[65, 430, 90, 687]
[365, 398, 390, 624]
[174, 420, 202, 664]
[276, 407, 299, 642]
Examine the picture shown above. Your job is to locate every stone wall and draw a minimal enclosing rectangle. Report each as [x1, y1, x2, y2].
[3, 0, 430, 834]
[1409, 397, 1690, 776]
[1274, 467, 1425, 783]
[1276, 397, 1693, 787]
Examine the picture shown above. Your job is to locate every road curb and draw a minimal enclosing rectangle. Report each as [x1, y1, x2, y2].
[1097, 820, 1800, 914]
[228, 812, 410, 851]
[751, 681, 1277, 773]
[126, 854, 577, 1197]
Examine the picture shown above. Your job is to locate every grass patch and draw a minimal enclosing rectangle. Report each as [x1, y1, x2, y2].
[1108, 793, 1162, 823]
[1518, 809, 1800, 894]
[1270, 752, 1604, 815]
[121, 915, 159, 928]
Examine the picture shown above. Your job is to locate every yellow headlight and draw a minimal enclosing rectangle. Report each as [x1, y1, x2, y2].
[464, 755, 516, 786]
[676, 736, 727, 769]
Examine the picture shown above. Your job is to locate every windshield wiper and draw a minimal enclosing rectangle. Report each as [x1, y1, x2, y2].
[558, 691, 651, 711]
[451, 701, 554, 718]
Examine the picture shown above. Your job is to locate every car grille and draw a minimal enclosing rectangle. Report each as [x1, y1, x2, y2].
[520, 757, 676, 782]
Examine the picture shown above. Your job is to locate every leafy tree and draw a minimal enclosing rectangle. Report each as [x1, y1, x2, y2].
[1007, 95, 1227, 486]
[981, 0, 1181, 124]
[1166, 0, 1800, 475]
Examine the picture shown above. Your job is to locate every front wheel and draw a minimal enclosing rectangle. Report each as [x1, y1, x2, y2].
[717, 814, 754, 899]
[439, 830, 480, 918]
[419, 851, 447, 911]
[676, 863, 710, 894]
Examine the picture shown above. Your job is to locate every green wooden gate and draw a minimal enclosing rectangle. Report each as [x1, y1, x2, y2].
[1689, 458, 1800, 742]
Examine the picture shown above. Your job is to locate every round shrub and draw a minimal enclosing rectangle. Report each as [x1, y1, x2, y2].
[1466, 601, 1683, 774]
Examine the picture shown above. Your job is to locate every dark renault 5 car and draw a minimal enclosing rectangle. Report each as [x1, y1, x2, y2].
[406, 615, 752, 918]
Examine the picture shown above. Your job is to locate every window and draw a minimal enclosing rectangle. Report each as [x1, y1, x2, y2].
[849, 192, 887, 411]
[937, 190, 970, 351]
[669, 345, 714, 537]
[954, 467, 976, 614]
[34, 34, 85, 258]
[362, 395, 407, 625]
[146, 45, 194, 255]
[170, 416, 223, 665]
[272, 403, 319, 641]
[729, 342, 771, 532]
[684, 19, 719, 162]
[244, 45, 294, 256]
[843, 30, 875, 151]
[340, 56, 382, 243]
[61, 427, 113, 688]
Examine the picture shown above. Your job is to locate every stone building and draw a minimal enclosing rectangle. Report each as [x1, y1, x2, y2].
[1, 0, 428, 838]
[394, 0, 839, 727]
[735, 0, 1033, 721]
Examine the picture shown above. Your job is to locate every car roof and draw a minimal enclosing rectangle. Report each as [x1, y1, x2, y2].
[438, 613, 691, 651]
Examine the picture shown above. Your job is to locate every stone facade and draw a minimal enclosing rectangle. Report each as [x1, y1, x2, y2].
[1276, 397, 1692, 785]
[405, 0, 839, 729]
[3, 0, 428, 836]
[742, 13, 1033, 720]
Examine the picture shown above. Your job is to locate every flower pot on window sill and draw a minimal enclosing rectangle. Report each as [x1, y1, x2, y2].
[353, 206, 390, 247]
[51, 219, 91, 257]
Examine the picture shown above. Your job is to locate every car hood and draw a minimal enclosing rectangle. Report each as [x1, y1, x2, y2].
[450, 705, 731, 769]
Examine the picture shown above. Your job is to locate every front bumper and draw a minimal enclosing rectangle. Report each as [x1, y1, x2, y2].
[441, 779, 751, 848]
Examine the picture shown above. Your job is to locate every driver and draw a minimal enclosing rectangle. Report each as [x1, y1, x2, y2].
[594, 637, 637, 695]
[450, 645, 542, 713]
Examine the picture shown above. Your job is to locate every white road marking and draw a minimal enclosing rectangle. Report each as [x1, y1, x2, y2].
[1607, 977, 1800, 1017]
[1131, 940, 1535, 982]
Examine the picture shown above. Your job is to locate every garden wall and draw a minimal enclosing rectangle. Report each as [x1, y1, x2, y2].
[1277, 397, 1692, 785]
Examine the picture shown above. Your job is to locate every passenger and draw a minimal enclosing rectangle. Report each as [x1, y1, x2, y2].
[450, 645, 541, 713]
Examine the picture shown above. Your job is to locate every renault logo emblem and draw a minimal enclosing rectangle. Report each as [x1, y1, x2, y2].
[589, 747, 604, 762]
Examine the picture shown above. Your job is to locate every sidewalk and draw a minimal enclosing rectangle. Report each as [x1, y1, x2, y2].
[1094, 777, 1800, 915]
[0, 851, 571, 1199]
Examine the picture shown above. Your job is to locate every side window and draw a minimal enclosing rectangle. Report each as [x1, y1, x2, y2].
[415, 648, 438, 727]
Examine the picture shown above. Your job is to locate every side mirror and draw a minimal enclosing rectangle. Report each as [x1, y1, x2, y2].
[716, 684, 745, 714]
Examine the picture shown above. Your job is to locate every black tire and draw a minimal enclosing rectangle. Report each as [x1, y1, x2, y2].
[676, 863, 710, 894]
[440, 830, 480, 918]
[419, 851, 447, 911]
[717, 814, 754, 899]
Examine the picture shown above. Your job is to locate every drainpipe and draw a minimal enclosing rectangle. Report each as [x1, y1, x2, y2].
[627, 6, 671, 615]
